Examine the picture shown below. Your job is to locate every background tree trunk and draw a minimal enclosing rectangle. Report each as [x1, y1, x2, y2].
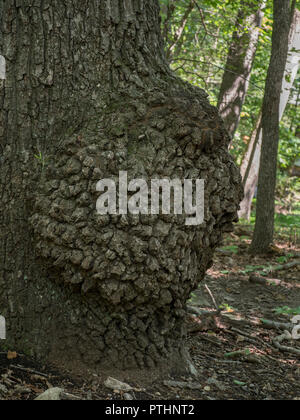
[251, 0, 295, 253]
[217, 0, 266, 139]
[0, 0, 242, 374]
[239, 7, 300, 221]
[238, 113, 262, 220]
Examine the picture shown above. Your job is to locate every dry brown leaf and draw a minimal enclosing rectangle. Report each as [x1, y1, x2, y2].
[7, 351, 17, 360]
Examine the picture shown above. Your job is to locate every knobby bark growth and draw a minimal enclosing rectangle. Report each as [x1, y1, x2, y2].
[0, 0, 242, 373]
[217, 0, 265, 139]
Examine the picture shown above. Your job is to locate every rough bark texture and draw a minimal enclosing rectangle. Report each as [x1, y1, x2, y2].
[217, 0, 265, 139]
[0, 0, 243, 372]
[251, 0, 293, 254]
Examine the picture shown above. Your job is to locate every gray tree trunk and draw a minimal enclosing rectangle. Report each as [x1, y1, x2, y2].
[251, 0, 294, 254]
[239, 7, 300, 222]
[238, 113, 262, 220]
[0, 0, 242, 374]
[217, 0, 266, 139]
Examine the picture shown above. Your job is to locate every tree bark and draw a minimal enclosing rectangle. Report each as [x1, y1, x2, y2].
[217, 0, 266, 139]
[251, 0, 294, 254]
[0, 0, 242, 374]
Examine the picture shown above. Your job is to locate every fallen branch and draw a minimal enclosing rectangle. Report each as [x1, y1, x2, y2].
[250, 260, 300, 278]
[269, 259, 300, 272]
[260, 319, 294, 331]
[197, 334, 223, 348]
[224, 349, 251, 359]
[273, 331, 300, 356]
[249, 275, 270, 285]
[230, 327, 275, 351]
[10, 364, 49, 378]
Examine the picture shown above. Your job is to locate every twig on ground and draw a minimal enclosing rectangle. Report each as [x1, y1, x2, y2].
[204, 284, 220, 312]
[186, 306, 220, 317]
[197, 334, 223, 348]
[10, 364, 50, 378]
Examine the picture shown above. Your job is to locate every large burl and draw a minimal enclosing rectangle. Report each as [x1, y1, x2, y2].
[30, 86, 243, 372]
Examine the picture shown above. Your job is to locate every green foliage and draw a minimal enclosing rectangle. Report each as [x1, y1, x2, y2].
[238, 175, 299, 241]
[233, 380, 247, 386]
[278, 119, 300, 170]
[161, 0, 244, 102]
[34, 151, 46, 168]
[239, 265, 269, 275]
[276, 255, 290, 264]
[160, 0, 300, 175]
[219, 303, 235, 312]
[220, 245, 239, 254]
[273, 306, 300, 316]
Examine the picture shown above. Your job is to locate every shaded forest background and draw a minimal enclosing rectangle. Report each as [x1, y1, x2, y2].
[160, 0, 299, 246]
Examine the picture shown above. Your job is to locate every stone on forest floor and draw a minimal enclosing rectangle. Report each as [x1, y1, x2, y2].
[123, 393, 134, 400]
[163, 380, 202, 390]
[0, 384, 8, 395]
[35, 387, 79, 401]
[35, 388, 64, 400]
[104, 377, 133, 392]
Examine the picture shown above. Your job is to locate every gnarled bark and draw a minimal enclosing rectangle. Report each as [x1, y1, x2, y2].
[0, 0, 242, 373]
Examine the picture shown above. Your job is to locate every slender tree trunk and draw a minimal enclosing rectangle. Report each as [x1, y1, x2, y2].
[0, 0, 242, 374]
[251, 0, 294, 254]
[279, 9, 300, 116]
[240, 6, 300, 222]
[238, 113, 262, 220]
[217, 0, 266, 138]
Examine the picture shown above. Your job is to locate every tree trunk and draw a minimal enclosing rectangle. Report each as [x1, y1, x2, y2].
[217, 0, 266, 138]
[239, 7, 300, 221]
[0, 0, 242, 374]
[251, 0, 294, 254]
[238, 113, 262, 220]
[279, 9, 300, 117]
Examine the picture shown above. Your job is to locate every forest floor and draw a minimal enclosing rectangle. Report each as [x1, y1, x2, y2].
[0, 224, 299, 401]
